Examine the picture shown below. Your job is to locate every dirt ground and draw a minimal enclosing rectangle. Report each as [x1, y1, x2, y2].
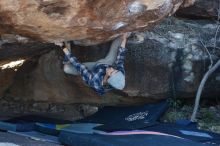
[162, 99, 220, 134]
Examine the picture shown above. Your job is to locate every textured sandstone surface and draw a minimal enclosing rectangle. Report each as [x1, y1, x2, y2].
[0, 0, 194, 45]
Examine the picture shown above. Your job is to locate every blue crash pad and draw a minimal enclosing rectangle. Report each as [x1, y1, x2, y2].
[144, 123, 220, 146]
[59, 131, 211, 146]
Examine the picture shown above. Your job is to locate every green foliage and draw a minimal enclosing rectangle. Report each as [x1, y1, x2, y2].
[167, 98, 182, 109]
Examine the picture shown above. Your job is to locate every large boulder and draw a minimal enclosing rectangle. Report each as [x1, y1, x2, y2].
[3, 17, 220, 105]
[0, 0, 194, 45]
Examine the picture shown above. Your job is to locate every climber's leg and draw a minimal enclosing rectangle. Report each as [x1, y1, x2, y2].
[63, 37, 122, 75]
[63, 62, 97, 75]
[95, 37, 122, 65]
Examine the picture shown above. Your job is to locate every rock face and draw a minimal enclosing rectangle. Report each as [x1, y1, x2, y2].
[127, 18, 220, 99]
[4, 46, 151, 106]
[0, 0, 194, 45]
[0, 42, 55, 65]
[3, 17, 220, 105]
[0, 68, 16, 98]
[176, 0, 219, 19]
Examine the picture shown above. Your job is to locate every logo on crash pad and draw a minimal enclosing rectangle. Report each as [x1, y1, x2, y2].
[125, 111, 149, 122]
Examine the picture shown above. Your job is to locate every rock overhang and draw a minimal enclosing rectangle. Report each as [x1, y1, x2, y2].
[0, 0, 195, 46]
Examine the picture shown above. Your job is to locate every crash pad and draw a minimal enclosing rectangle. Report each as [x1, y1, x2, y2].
[59, 131, 210, 146]
[78, 100, 168, 131]
[143, 123, 220, 146]
[0, 121, 34, 132]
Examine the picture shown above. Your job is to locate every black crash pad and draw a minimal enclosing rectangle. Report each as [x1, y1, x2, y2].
[78, 100, 168, 131]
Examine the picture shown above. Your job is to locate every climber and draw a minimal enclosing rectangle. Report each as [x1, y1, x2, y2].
[58, 33, 129, 95]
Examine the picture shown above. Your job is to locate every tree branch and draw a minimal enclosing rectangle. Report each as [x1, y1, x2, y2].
[191, 59, 220, 121]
